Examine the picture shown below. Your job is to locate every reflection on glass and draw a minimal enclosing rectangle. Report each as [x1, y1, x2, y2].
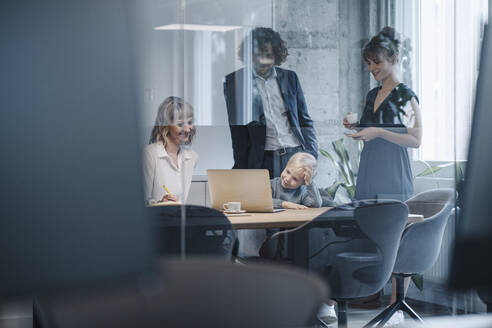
[134, 0, 491, 318]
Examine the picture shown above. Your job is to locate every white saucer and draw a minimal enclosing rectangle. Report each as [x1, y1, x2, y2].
[224, 209, 246, 214]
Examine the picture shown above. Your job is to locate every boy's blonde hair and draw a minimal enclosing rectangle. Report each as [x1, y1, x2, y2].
[286, 152, 318, 178]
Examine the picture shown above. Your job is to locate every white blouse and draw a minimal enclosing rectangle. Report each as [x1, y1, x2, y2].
[142, 142, 198, 204]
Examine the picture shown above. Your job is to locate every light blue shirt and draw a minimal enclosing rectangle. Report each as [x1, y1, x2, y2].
[254, 67, 301, 150]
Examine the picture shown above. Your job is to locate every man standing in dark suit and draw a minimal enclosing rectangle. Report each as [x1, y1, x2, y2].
[224, 27, 318, 178]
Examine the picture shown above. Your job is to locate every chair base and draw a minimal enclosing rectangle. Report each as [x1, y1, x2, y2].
[362, 298, 423, 327]
[329, 295, 383, 328]
[363, 275, 424, 328]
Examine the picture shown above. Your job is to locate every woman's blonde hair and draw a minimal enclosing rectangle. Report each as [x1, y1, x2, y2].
[149, 96, 196, 147]
[286, 152, 318, 177]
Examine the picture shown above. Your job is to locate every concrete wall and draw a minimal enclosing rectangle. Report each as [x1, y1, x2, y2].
[275, 0, 340, 188]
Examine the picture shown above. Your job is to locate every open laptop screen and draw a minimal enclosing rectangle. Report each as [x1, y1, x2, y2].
[207, 169, 278, 213]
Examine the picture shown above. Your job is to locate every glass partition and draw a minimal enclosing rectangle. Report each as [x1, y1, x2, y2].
[133, 0, 490, 320]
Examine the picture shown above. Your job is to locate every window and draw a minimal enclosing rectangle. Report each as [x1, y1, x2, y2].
[418, 0, 488, 161]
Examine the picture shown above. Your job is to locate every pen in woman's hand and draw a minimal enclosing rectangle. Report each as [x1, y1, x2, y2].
[161, 185, 178, 202]
[163, 185, 173, 196]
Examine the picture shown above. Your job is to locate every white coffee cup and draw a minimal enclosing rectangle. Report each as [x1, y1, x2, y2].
[223, 201, 241, 212]
[346, 112, 358, 124]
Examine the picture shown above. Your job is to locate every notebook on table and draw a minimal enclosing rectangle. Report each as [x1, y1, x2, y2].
[207, 169, 285, 213]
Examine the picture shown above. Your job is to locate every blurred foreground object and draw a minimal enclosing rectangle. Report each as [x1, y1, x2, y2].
[34, 259, 329, 328]
[0, 0, 153, 298]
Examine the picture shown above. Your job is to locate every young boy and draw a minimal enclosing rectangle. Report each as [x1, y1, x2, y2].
[270, 152, 337, 324]
[270, 152, 322, 209]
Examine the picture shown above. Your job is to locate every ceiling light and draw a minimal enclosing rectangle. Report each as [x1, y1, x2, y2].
[154, 24, 242, 32]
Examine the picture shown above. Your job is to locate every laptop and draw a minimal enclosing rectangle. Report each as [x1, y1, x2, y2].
[207, 169, 284, 213]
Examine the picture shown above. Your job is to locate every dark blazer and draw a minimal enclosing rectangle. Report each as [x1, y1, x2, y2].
[223, 67, 318, 169]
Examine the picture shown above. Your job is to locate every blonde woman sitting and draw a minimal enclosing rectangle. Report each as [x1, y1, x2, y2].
[143, 96, 198, 205]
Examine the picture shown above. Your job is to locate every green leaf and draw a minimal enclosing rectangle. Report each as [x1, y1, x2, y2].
[333, 139, 351, 167]
[319, 148, 332, 159]
[353, 140, 364, 171]
[358, 140, 364, 153]
[319, 140, 358, 202]
[336, 191, 352, 204]
[416, 162, 454, 177]
[320, 149, 336, 165]
[320, 148, 346, 179]
[324, 152, 344, 175]
[411, 274, 424, 291]
[326, 182, 343, 198]
[346, 185, 356, 199]
[332, 139, 355, 185]
[323, 144, 350, 185]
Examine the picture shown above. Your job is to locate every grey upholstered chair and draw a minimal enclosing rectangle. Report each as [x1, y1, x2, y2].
[259, 200, 409, 328]
[364, 188, 455, 327]
[323, 200, 408, 328]
[149, 205, 237, 260]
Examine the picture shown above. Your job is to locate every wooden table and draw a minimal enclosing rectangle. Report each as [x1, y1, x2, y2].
[150, 204, 424, 230]
[225, 207, 330, 229]
[225, 207, 424, 230]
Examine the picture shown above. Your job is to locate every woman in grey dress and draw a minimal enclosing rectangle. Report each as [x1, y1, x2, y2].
[345, 26, 422, 202]
[344, 26, 423, 326]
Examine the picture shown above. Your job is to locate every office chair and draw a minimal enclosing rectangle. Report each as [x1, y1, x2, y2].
[364, 188, 455, 327]
[34, 258, 328, 328]
[259, 200, 409, 328]
[149, 205, 237, 260]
